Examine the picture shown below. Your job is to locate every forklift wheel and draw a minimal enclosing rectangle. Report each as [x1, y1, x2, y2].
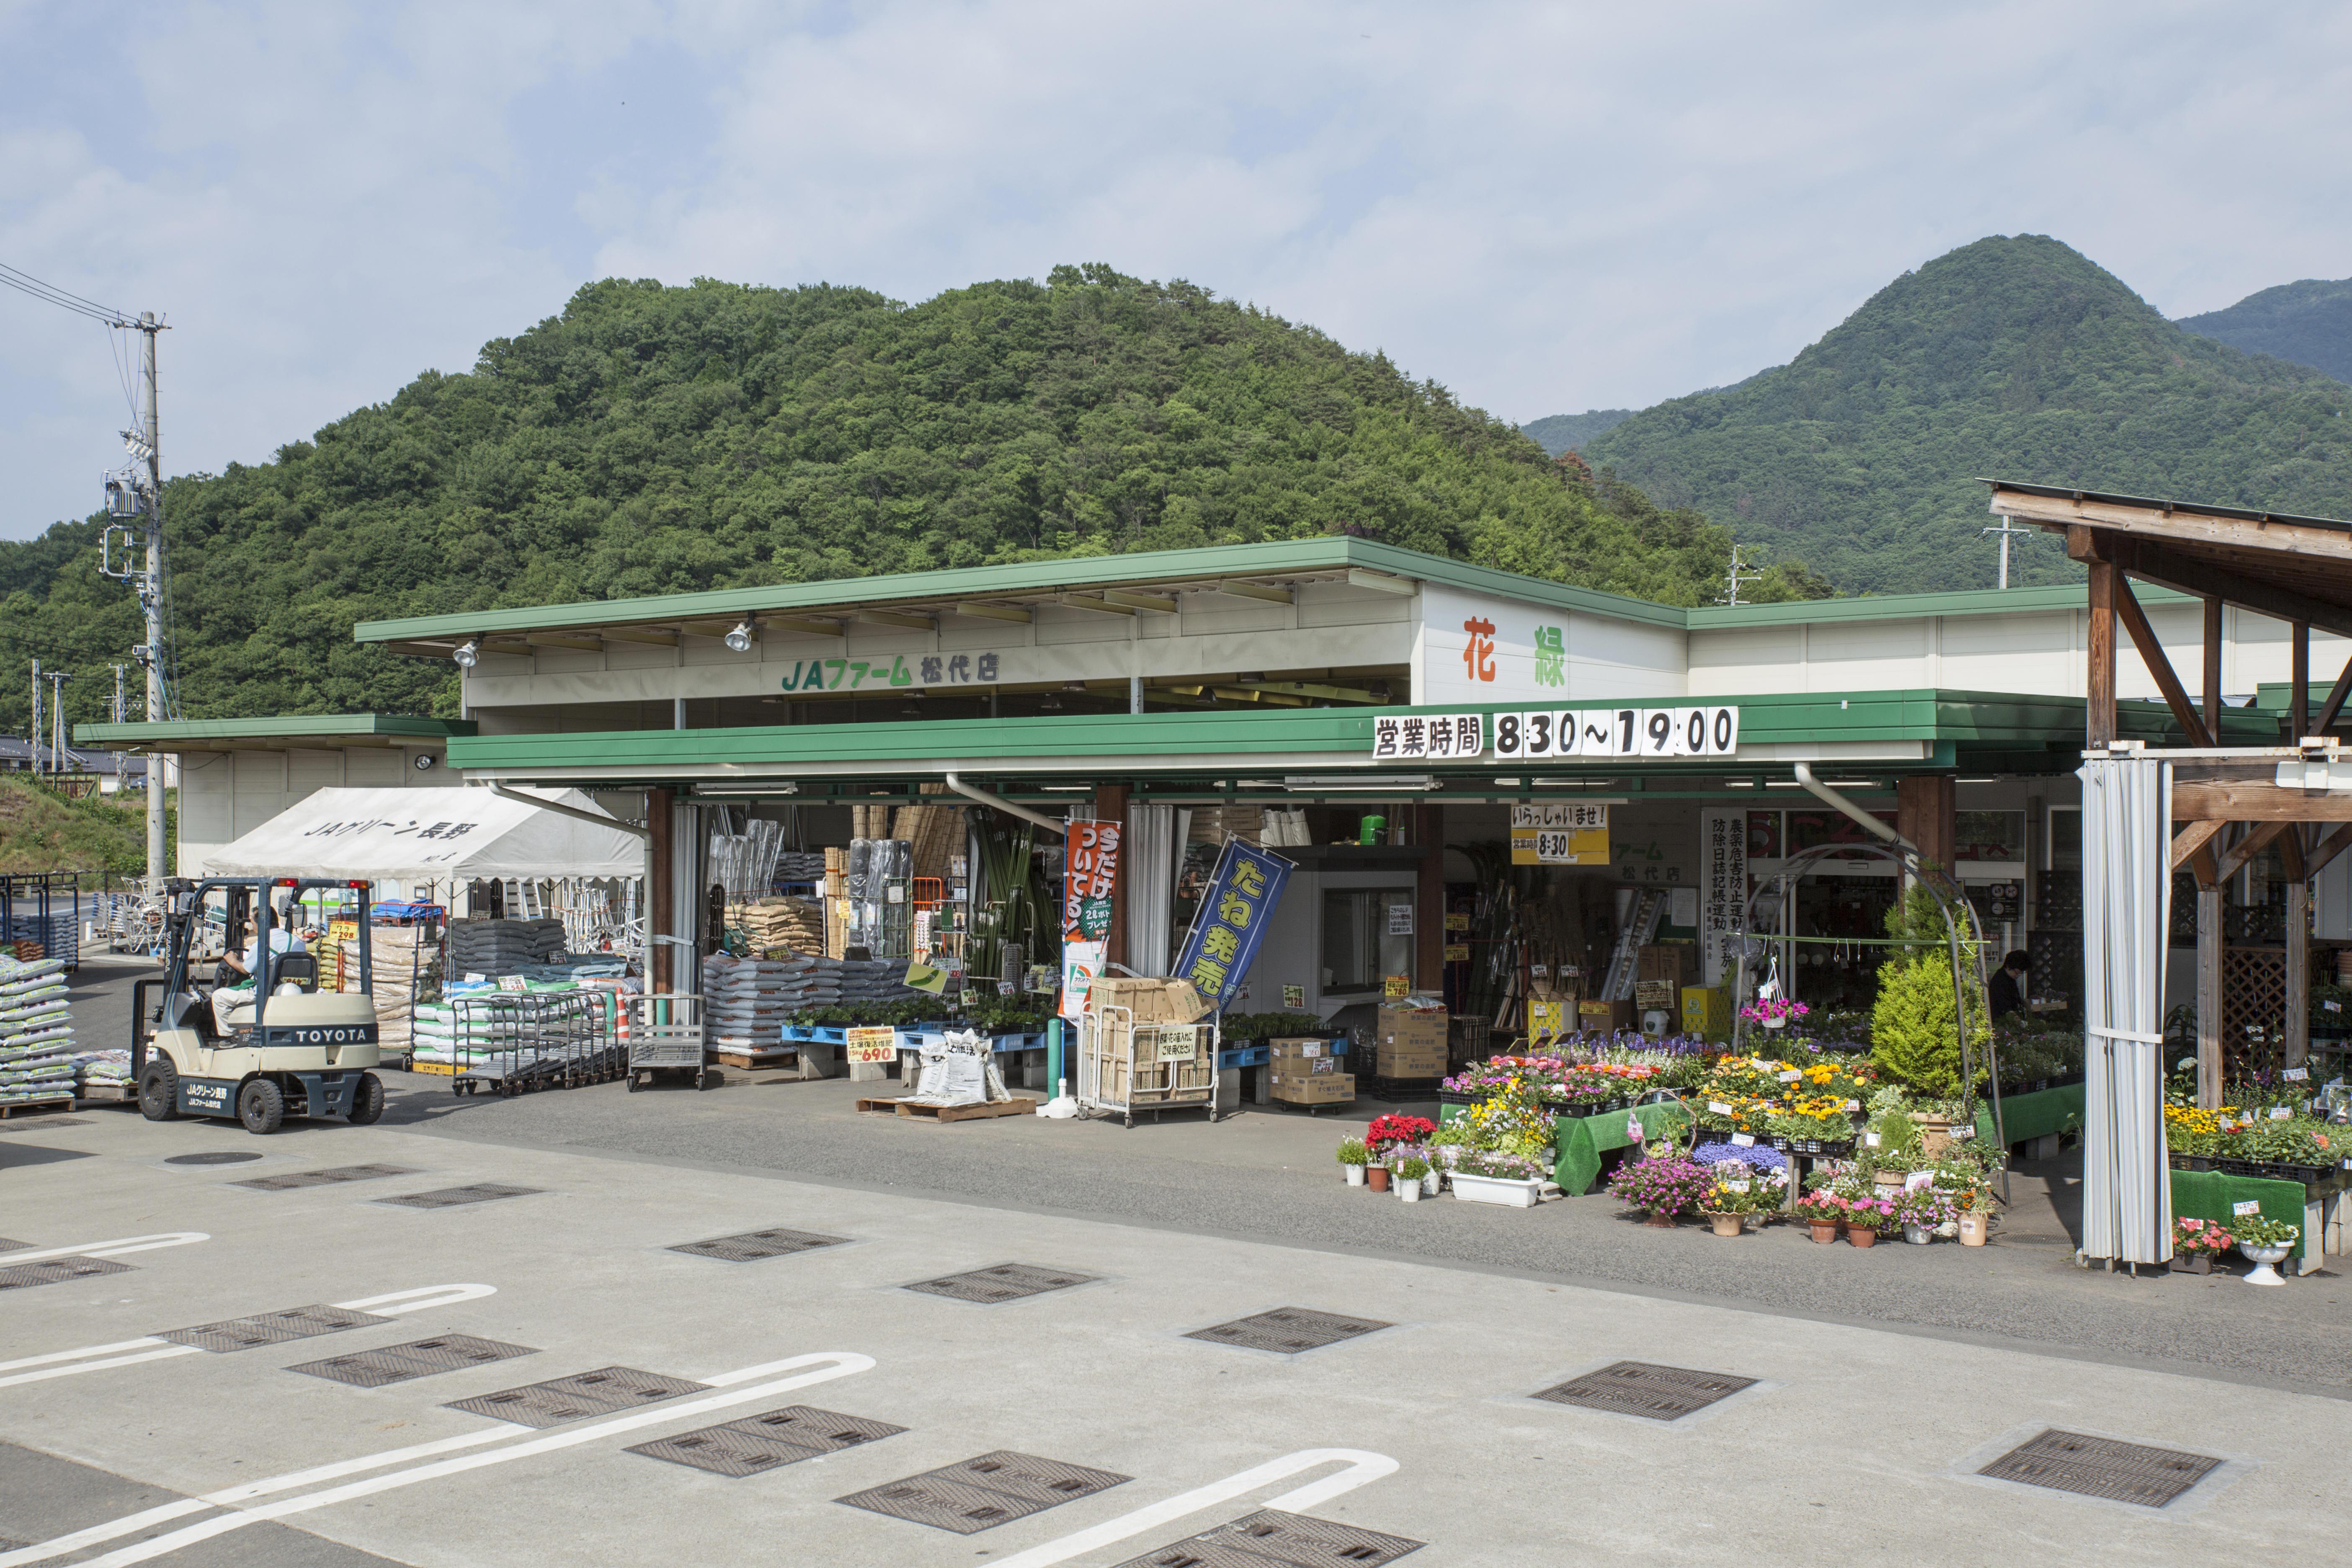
[698, 1069, 721, 1092]
[348, 1072, 385, 1125]
[138, 1059, 181, 1122]
[238, 1078, 286, 1135]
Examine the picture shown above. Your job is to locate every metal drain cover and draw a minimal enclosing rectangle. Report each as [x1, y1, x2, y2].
[164, 1151, 264, 1165]
[1534, 1361, 1757, 1421]
[444, 1366, 710, 1427]
[669, 1228, 849, 1262]
[628, 1406, 906, 1477]
[232, 1164, 421, 1191]
[1112, 1509, 1426, 1568]
[839, 1451, 1129, 1534]
[0, 1238, 28, 1252]
[0, 1118, 85, 1132]
[159, 1304, 391, 1353]
[904, 1263, 1098, 1303]
[1978, 1429, 2222, 1508]
[289, 1334, 538, 1388]
[379, 1183, 544, 1209]
[1186, 1308, 1392, 1354]
[0, 1256, 134, 1292]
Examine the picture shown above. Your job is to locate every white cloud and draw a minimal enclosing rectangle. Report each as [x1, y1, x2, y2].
[5, 0, 2351, 543]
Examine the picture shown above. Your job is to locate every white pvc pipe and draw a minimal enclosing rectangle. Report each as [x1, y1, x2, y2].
[943, 771, 1067, 833]
[1792, 762, 1917, 852]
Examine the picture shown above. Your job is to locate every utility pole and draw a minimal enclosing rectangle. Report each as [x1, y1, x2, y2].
[46, 671, 74, 774]
[1718, 544, 1764, 606]
[28, 659, 40, 774]
[1983, 519, 2035, 590]
[110, 663, 127, 725]
[134, 313, 168, 882]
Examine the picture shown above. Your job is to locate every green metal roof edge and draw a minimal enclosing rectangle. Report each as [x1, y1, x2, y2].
[353, 537, 1687, 645]
[75, 715, 476, 746]
[444, 688, 2141, 774]
[1688, 580, 2199, 629]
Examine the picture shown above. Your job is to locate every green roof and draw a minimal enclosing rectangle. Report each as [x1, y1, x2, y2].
[446, 688, 2239, 786]
[353, 537, 1688, 645]
[75, 715, 475, 748]
[1689, 579, 2189, 628]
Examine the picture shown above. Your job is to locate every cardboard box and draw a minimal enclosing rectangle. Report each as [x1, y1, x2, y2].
[1579, 999, 1636, 1032]
[1106, 1054, 1213, 1104]
[1632, 980, 1679, 1013]
[1088, 976, 1210, 1024]
[1376, 1004, 1447, 1076]
[1270, 1036, 1337, 1065]
[1270, 1070, 1356, 1105]
[1637, 945, 1692, 985]
[1681, 985, 1733, 1043]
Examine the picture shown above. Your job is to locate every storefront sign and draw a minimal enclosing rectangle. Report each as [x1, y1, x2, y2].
[845, 1026, 897, 1064]
[1385, 903, 1413, 936]
[1282, 984, 1305, 1008]
[1152, 1024, 1202, 1061]
[1368, 713, 1487, 761]
[1058, 820, 1123, 1022]
[1509, 802, 1609, 866]
[1489, 706, 1740, 758]
[1172, 839, 1294, 1009]
[1700, 809, 1747, 985]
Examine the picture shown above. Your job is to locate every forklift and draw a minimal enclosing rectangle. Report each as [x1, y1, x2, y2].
[132, 877, 387, 1134]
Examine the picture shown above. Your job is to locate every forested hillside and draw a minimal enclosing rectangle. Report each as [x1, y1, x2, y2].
[1581, 236, 2352, 593]
[1520, 409, 1632, 455]
[0, 265, 1826, 735]
[2178, 276, 2352, 384]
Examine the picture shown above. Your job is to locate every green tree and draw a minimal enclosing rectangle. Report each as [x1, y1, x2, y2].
[1869, 882, 1989, 1098]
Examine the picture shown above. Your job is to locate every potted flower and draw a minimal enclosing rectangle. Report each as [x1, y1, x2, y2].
[1336, 1138, 1368, 1188]
[1740, 998, 1810, 1033]
[2233, 1216, 2300, 1286]
[1893, 1185, 1956, 1244]
[1393, 1154, 1431, 1203]
[1367, 1158, 1392, 1194]
[1698, 1180, 1764, 1238]
[1606, 1154, 1714, 1227]
[1365, 1112, 1436, 1161]
[1841, 1192, 1894, 1247]
[1451, 1149, 1550, 1207]
[1954, 1197, 1995, 1247]
[2169, 1216, 2232, 1274]
[1794, 1190, 1847, 1244]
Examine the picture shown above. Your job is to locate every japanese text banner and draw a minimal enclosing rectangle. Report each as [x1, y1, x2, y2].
[1171, 839, 1295, 1010]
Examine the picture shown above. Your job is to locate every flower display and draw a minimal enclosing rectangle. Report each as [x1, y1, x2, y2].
[1839, 1192, 1896, 1232]
[2171, 1217, 2234, 1254]
[1364, 1113, 1435, 1155]
[1794, 1190, 1849, 1225]
[1453, 1149, 1550, 1181]
[1891, 1185, 1958, 1228]
[1740, 997, 1810, 1026]
[1690, 1140, 1788, 1174]
[2231, 1215, 2300, 1249]
[1606, 1154, 1715, 1218]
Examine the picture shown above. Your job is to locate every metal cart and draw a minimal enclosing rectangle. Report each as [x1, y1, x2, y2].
[1076, 1004, 1221, 1129]
[451, 992, 618, 1097]
[627, 992, 718, 1092]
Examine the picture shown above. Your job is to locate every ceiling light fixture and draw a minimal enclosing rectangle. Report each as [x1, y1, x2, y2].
[451, 640, 479, 669]
[1281, 774, 1437, 792]
[724, 619, 755, 653]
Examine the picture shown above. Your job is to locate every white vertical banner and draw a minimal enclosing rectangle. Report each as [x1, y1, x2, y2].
[2078, 755, 2174, 1266]
[1700, 809, 1748, 986]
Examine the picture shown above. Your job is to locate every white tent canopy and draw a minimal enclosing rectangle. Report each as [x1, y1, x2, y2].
[199, 786, 643, 886]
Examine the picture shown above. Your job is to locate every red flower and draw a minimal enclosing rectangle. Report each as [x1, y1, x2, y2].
[1365, 1113, 1436, 1152]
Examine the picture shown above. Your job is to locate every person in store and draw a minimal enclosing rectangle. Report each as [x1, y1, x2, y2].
[221, 901, 309, 982]
[1987, 949, 2031, 1019]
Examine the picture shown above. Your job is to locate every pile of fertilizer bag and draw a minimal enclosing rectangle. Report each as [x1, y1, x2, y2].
[0, 956, 75, 1104]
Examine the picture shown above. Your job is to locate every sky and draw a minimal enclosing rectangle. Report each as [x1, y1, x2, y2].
[3, 0, 2350, 542]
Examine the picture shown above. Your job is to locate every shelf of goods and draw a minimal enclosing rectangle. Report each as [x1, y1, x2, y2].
[1078, 977, 1221, 1127]
[0, 954, 77, 1110]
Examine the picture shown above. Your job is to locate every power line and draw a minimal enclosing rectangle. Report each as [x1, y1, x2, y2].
[0, 260, 133, 325]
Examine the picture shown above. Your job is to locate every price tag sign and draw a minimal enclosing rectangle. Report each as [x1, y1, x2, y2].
[1864, 1132, 1882, 1148]
[1953, 1128, 1975, 1142]
[1283, 985, 1305, 1009]
[2285, 1066, 2310, 1081]
[1709, 1101, 1733, 1114]
[2233, 1199, 2262, 1217]
[1730, 1132, 1756, 1147]
[1777, 1070, 1801, 1083]
[1383, 974, 1411, 999]
[1844, 1099, 1861, 1112]
[1905, 1171, 1934, 1191]
[1726, 1180, 1751, 1193]
[2270, 1106, 2293, 1120]
[845, 1026, 897, 1065]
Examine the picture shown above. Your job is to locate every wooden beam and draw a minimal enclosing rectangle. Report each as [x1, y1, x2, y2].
[2319, 650, 2352, 732]
[601, 628, 678, 647]
[2293, 621, 2310, 739]
[2304, 821, 2352, 877]
[2287, 872, 2310, 1069]
[2202, 596, 2223, 738]
[2076, 529, 2117, 748]
[2102, 536, 2352, 642]
[2278, 822, 2308, 880]
[954, 602, 1032, 624]
[2197, 885, 2222, 1110]
[525, 636, 604, 654]
[1345, 568, 1418, 596]
[758, 616, 844, 639]
[2172, 781, 2352, 820]
[2213, 820, 2290, 883]
[2110, 575, 2212, 745]
[1212, 579, 1293, 606]
[856, 609, 934, 632]
[1059, 595, 1135, 617]
[1102, 590, 1179, 615]
[2169, 819, 2226, 870]
[1991, 487, 2352, 568]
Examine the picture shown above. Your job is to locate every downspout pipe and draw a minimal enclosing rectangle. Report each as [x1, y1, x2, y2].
[484, 782, 652, 840]
[1792, 763, 1917, 854]
[943, 771, 1068, 834]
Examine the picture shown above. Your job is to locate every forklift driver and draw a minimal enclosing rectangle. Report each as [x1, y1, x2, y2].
[213, 902, 308, 1034]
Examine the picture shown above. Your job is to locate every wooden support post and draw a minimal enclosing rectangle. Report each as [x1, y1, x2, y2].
[2293, 622, 2311, 740]
[2320, 651, 2352, 733]
[648, 786, 674, 993]
[2288, 846, 2310, 1070]
[1095, 784, 1130, 972]
[1413, 804, 1444, 990]
[2202, 596, 2223, 738]
[1897, 775, 1956, 870]
[2080, 534, 2117, 748]
[2112, 576, 2213, 746]
[2197, 883, 2223, 1110]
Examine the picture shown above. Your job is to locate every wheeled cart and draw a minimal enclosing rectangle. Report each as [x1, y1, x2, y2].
[627, 992, 718, 1092]
[451, 992, 618, 1097]
[1076, 1004, 1221, 1129]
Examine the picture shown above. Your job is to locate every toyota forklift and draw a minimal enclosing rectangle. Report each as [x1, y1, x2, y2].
[132, 877, 387, 1134]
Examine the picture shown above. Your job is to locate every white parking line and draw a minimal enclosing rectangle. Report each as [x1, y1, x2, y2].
[0, 1284, 495, 1390]
[987, 1448, 1402, 1568]
[31, 1353, 875, 1568]
[0, 1232, 209, 1266]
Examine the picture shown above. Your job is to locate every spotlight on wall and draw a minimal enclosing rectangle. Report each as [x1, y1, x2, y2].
[451, 640, 480, 668]
[724, 619, 755, 653]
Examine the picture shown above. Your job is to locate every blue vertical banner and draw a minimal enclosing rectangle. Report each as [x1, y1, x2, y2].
[1171, 839, 1295, 1009]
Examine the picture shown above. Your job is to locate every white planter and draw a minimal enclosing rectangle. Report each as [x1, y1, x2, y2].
[1343, 1164, 1366, 1187]
[1398, 1180, 1424, 1203]
[1451, 1173, 1544, 1208]
[1902, 1223, 1934, 1245]
[1423, 1170, 1442, 1197]
[2240, 1241, 2292, 1286]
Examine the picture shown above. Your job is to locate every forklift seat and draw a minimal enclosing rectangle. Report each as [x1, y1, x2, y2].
[272, 952, 319, 991]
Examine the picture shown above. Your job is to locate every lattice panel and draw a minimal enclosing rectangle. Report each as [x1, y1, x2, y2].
[2220, 947, 2285, 1082]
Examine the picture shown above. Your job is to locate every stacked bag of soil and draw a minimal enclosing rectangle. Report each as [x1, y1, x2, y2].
[445, 918, 566, 979]
[0, 956, 75, 1104]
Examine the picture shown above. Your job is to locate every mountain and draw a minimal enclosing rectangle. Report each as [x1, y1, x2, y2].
[1520, 409, 1633, 455]
[0, 265, 1823, 737]
[2178, 277, 2352, 384]
[1581, 235, 2352, 593]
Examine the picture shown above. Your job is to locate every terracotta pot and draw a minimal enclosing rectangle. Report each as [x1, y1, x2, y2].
[1808, 1221, 1840, 1244]
[1956, 1210, 1990, 1247]
[1367, 1167, 1391, 1192]
[1643, 1210, 1679, 1228]
[1847, 1224, 1879, 1248]
[1709, 1213, 1743, 1237]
